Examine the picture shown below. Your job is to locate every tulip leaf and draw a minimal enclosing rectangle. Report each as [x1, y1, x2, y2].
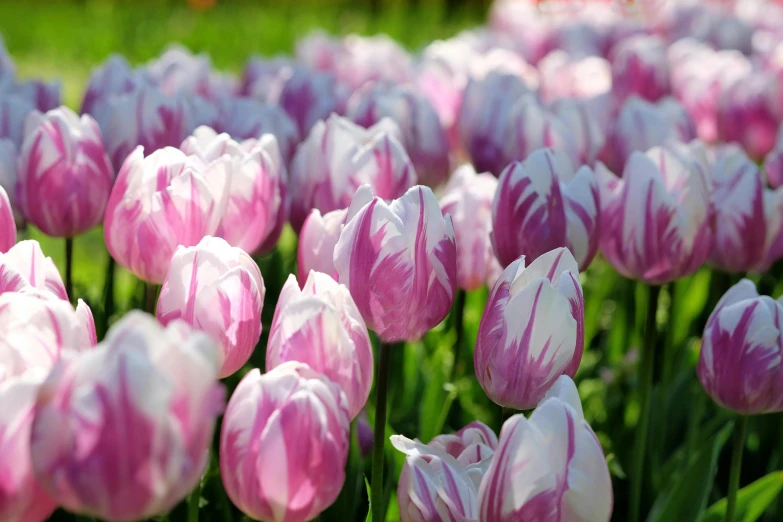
[364, 476, 372, 522]
[698, 472, 783, 522]
[646, 422, 733, 522]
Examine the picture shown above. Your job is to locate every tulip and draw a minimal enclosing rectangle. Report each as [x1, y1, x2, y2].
[0, 240, 68, 300]
[0, 370, 57, 522]
[347, 81, 449, 187]
[220, 361, 350, 522]
[440, 164, 501, 291]
[492, 149, 600, 271]
[267, 271, 373, 419]
[716, 72, 780, 160]
[537, 51, 612, 103]
[142, 46, 234, 100]
[334, 184, 456, 342]
[0, 185, 12, 253]
[457, 69, 535, 175]
[0, 94, 36, 147]
[477, 375, 613, 522]
[428, 421, 498, 469]
[0, 138, 17, 223]
[31, 312, 224, 522]
[391, 436, 482, 522]
[550, 96, 611, 166]
[289, 114, 416, 231]
[80, 55, 141, 116]
[17, 107, 114, 238]
[611, 35, 671, 104]
[605, 96, 696, 172]
[475, 248, 584, 410]
[0, 290, 97, 381]
[180, 126, 288, 254]
[597, 146, 713, 285]
[157, 236, 265, 378]
[103, 146, 228, 284]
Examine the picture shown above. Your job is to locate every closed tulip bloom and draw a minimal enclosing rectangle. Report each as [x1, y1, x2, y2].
[764, 125, 783, 189]
[157, 236, 265, 378]
[428, 421, 498, 469]
[440, 165, 502, 291]
[142, 46, 234, 100]
[267, 271, 373, 418]
[475, 248, 584, 410]
[611, 35, 671, 104]
[334, 185, 457, 342]
[504, 96, 580, 169]
[716, 73, 781, 160]
[348, 82, 449, 187]
[0, 290, 97, 382]
[289, 114, 416, 231]
[478, 375, 613, 522]
[0, 94, 36, 147]
[297, 185, 373, 284]
[0, 240, 67, 299]
[220, 361, 350, 522]
[104, 146, 228, 284]
[598, 147, 713, 284]
[80, 55, 141, 116]
[0, 370, 57, 522]
[493, 149, 600, 271]
[698, 279, 783, 414]
[17, 107, 114, 237]
[391, 436, 482, 522]
[181, 126, 288, 254]
[31, 312, 224, 522]
[537, 51, 612, 103]
[550, 96, 611, 166]
[0, 185, 12, 253]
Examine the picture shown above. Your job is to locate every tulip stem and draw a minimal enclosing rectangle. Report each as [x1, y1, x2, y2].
[629, 284, 660, 522]
[371, 342, 392, 522]
[65, 237, 74, 302]
[726, 416, 749, 522]
[144, 283, 157, 315]
[187, 480, 201, 522]
[450, 290, 466, 381]
[101, 256, 115, 336]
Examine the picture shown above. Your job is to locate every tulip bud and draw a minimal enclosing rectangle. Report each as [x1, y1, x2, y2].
[440, 164, 502, 291]
[717, 72, 780, 160]
[478, 376, 613, 522]
[289, 114, 416, 231]
[392, 435, 482, 522]
[764, 124, 783, 189]
[31, 312, 225, 521]
[698, 279, 783, 415]
[492, 149, 600, 271]
[0, 370, 57, 522]
[220, 361, 350, 522]
[0, 240, 68, 299]
[143, 46, 234, 100]
[537, 51, 612, 103]
[550, 96, 611, 166]
[347, 81, 449, 187]
[17, 107, 114, 237]
[428, 421, 498, 469]
[0, 94, 36, 147]
[103, 146, 228, 284]
[334, 185, 457, 342]
[157, 236, 265, 378]
[611, 35, 671, 104]
[80, 55, 141, 116]
[267, 271, 373, 419]
[475, 248, 584, 410]
[0, 185, 12, 253]
[181, 126, 288, 254]
[598, 146, 713, 284]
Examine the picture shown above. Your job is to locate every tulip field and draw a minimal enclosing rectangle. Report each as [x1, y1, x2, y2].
[4, 0, 783, 521]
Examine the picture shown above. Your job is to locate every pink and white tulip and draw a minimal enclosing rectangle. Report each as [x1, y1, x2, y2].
[0, 138, 17, 223]
[157, 236, 265, 379]
[181, 126, 288, 254]
[267, 271, 373, 419]
[103, 146, 228, 284]
[538, 51, 612, 103]
[220, 361, 350, 522]
[0, 370, 57, 522]
[31, 312, 224, 521]
[475, 248, 584, 410]
[598, 146, 713, 285]
[764, 124, 783, 189]
[478, 376, 613, 522]
[334, 185, 457, 342]
[428, 421, 498, 469]
[0, 240, 67, 299]
[0, 94, 37, 147]
[0, 185, 12, 253]
[440, 164, 502, 291]
[347, 81, 449, 187]
[698, 279, 783, 415]
[492, 149, 600, 271]
[550, 96, 611, 166]
[289, 114, 416, 231]
[17, 107, 114, 237]
[142, 46, 235, 100]
[80, 55, 142, 116]
[610, 35, 671, 104]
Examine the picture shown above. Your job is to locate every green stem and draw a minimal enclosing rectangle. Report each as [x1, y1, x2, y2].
[629, 284, 660, 522]
[65, 237, 74, 302]
[661, 282, 677, 387]
[450, 290, 466, 381]
[187, 481, 201, 522]
[371, 342, 392, 522]
[101, 256, 116, 336]
[726, 416, 749, 522]
[145, 283, 157, 315]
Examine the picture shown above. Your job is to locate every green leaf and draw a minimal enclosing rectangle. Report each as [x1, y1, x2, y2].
[699, 472, 783, 522]
[647, 422, 734, 522]
[364, 476, 372, 522]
